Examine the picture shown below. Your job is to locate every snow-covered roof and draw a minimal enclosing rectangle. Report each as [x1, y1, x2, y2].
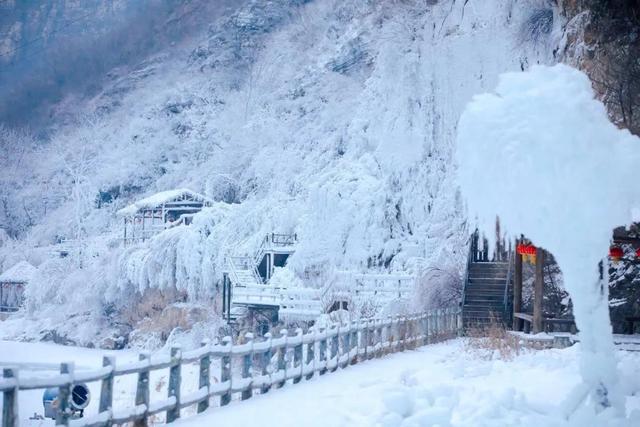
[0, 261, 37, 283]
[117, 189, 213, 216]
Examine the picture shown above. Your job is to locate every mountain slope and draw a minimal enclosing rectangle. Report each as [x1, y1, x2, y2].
[0, 0, 562, 347]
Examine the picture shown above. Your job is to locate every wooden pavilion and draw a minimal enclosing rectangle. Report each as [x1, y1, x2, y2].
[0, 261, 36, 312]
[118, 189, 213, 244]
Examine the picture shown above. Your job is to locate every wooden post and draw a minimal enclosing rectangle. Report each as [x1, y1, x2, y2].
[399, 316, 406, 351]
[424, 311, 430, 344]
[375, 320, 383, 357]
[330, 325, 339, 372]
[305, 328, 315, 380]
[99, 356, 114, 425]
[197, 340, 211, 413]
[134, 353, 150, 427]
[341, 323, 349, 368]
[318, 327, 327, 375]
[513, 242, 523, 331]
[241, 333, 253, 400]
[261, 333, 273, 393]
[277, 329, 288, 387]
[166, 347, 181, 422]
[533, 248, 545, 334]
[360, 320, 368, 360]
[220, 337, 232, 406]
[222, 274, 227, 320]
[350, 320, 359, 365]
[2, 368, 18, 427]
[293, 328, 303, 384]
[369, 320, 375, 356]
[56, 362, 73, 426]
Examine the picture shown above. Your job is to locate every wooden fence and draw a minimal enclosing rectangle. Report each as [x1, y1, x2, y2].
[1, 308, 461, 427]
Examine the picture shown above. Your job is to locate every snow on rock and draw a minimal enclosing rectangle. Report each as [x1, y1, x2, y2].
[456, 64, 640, 416]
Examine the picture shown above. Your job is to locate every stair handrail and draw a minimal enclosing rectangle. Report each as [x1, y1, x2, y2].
[252, 235, 269, 267]
[461, 230, 477, 309]
[227, 256, 262, 287]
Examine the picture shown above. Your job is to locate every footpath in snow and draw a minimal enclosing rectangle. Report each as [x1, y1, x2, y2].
[2, 338, 639, 426]
[173, 339, 640, 427]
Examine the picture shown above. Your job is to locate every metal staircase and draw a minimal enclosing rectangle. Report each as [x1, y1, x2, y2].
[462, 231, 513, 328]
[223, 234, 317, 322]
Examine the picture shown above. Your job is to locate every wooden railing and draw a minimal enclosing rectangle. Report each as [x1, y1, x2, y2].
[0, 308, 461, 427]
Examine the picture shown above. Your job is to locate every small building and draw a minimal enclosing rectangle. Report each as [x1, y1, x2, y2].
[118, 189, 213, 244]
[0, 261, 36, 312]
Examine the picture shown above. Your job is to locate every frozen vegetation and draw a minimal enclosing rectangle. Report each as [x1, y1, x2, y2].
[0, 0, 566, 347]
[457, 64, 640, 418]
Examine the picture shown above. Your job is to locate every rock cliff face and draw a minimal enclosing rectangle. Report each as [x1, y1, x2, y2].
[559, 0, 640, 135]
[0, 0, 242, 129]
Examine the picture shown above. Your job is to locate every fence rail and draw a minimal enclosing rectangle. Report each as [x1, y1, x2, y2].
[1, 308, 461, 427]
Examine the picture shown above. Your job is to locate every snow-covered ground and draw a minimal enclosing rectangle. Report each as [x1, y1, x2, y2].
[0, 340, 204, 425]
[171, 340, 640, 427]
[2, 338, 639, 426]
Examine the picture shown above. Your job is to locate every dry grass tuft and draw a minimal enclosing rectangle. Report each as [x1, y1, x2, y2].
[464, 315, 521, 361]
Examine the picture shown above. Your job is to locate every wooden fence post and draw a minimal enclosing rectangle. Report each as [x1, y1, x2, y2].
[318, 327, 327, 375]
[220, 336, 232, 406]
[368, 320, 375, 357]
[376, 320, 383, 357]
[242, 333, 254, 400]
[293, 328, 303, 383]
[330, 325, 339, 372]
[56, 362, 73, 426]
[449, 308, 455, 336]
[277, 329, 288, 387]
[395, 316, 403, 352]
[166, 347, 182, 423]
[99, 356, 114, 426]
[197, 340, 211, 413]
[360, 319, 368, 361]
[340, 322, 349, 368]
[133, 353, 150, 427]
[385, 316, 394, 354]
[393, 315, 401, 353]
[2, 368, 18, 427]
[305, 328, 315, 380]
[261, 333, 272, 394]
[350, 320, 359, 365]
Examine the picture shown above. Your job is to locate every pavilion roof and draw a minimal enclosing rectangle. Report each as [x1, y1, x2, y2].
[0, 261, 37, 283]
[117, 189, 213, 217]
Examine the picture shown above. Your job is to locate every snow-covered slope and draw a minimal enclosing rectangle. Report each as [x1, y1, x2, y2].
[0, 0, 563, 346]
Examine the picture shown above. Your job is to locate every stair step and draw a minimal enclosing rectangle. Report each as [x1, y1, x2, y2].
[463, 305, 506, 311]
[469, 274, 507, 283]
[465, 298, 505, 304]
[467, 286, 505, 291]
[469, 273, 507, 282]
